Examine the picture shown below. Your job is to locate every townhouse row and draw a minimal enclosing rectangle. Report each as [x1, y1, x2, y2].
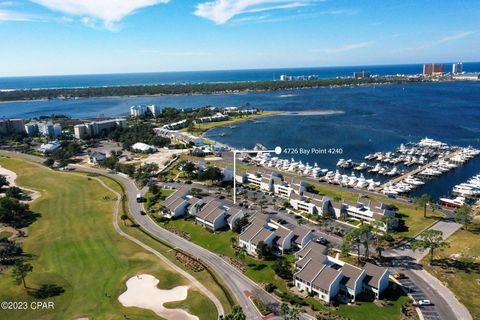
[162, 186, 245, 231]
[293, 241, 389, 302]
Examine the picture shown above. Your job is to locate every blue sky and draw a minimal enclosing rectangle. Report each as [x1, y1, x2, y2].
[0, 0, 479, 76]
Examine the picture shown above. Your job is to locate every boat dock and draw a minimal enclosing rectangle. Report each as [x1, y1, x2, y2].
[376, 148, 466, 192]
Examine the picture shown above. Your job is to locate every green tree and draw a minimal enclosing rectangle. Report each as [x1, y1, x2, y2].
[255, 241, 270, 260]
[273, 257, 292, 279]
[0, 175, 9, 190]
[358, 224, 373, 258]
[280, 302, 290, 317]
[413, 194, 432, 218]
[224, 305, 246, 320]
[12, 259, 33, 289]
[0, 239, 23, 265]
[121, 213, 129, 226]
[235, 247, 247, 264]
[343, 228, 362, 259]
[411, 229, 449, 264]
[5, 186, 23, 200]
[454, 205, 473, 231]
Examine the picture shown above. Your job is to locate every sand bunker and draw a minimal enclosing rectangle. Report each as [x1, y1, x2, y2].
[0, 165, 41, 201]
[118, 274, 199, 320]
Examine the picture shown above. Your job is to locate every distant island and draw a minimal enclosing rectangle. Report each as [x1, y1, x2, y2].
[0, 76, 426, 102]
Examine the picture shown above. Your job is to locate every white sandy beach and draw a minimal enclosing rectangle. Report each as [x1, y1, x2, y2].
[118, 274, 199, 320]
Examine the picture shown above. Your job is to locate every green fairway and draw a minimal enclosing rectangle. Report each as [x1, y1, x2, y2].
[0, 156, 216, 320]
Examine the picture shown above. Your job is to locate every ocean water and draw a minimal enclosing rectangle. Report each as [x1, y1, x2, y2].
[1, 62, 480, 89]
[0, 80, 479, 199]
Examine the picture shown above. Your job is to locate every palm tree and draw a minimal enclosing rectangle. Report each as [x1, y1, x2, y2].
[413, 193, 432, 218]
[235, 247, 247, 264]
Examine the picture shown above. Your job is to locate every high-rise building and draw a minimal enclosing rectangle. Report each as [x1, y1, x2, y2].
[24, 123, 39, 136]
[423, 63, 445, 76]
[0, 119, 25, 135]
[353, 71, 371, 79]
[130, 104, 159, 117]
[452, 62, 463, 74]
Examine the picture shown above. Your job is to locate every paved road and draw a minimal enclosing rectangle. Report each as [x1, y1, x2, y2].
[384, 217, 472, 320]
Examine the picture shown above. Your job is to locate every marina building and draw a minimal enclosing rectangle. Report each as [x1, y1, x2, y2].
[74, 118, 126, 139]
[0, 119, 24, 135]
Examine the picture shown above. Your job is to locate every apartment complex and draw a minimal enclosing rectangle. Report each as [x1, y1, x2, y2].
[74, 118, 126, 139]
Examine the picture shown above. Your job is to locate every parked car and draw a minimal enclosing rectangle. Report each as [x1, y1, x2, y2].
[417, 300, 432, 306]
[393, 273, 406, 279]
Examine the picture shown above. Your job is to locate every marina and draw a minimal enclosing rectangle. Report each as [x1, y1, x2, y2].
[243, 138, 480, 202]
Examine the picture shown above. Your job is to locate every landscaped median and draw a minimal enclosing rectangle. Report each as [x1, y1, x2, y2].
[0, 155, 218, 320]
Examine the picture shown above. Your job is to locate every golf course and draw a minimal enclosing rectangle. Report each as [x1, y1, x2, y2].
[0, 155, 217, 320]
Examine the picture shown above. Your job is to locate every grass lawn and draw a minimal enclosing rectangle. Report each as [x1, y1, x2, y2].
[180, 111, 283, 135]
[0, 156, 216, 320]
[336, 282, 410, 320]
[423, 223, 480, 319]
[162, 218, 289, 292]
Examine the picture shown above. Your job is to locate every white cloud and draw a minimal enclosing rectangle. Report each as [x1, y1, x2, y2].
[312, 41, 374, 54]
[0, 9, 38, 21]
[30, 0, 170, 30]
[407, 31, 476, 51]
[194, 0, 317, 24]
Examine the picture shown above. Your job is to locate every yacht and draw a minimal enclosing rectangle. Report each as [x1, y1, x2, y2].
[354, 162, 368, 171]
[439, 197, 465, 208]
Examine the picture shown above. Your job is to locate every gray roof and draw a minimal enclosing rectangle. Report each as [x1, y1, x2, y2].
[163, 187, 190, 208]
[239, 223, 264, 242]
[250, 228, 275, 246]
[363, 262, 388, 289]
[274, 226, 293, 247]
[292, 226, 312, 245]
[340, 264, 364, 289]
[312, 266, 342, 292]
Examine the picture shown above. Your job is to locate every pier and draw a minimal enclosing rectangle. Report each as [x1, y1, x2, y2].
[376, 148, 467, 192]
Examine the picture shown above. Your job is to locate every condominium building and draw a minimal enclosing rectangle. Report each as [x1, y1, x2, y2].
[130, 104, 160, 117]
[74, 118, 126, 139]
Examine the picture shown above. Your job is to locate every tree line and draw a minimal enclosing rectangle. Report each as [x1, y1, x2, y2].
[0, 77, 424, 102]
